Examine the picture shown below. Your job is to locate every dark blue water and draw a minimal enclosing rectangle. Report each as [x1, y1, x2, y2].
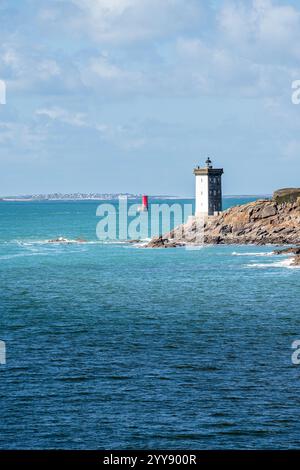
[1, 197, 300, 449]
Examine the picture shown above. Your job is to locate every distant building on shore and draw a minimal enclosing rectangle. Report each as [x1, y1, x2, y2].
[194, 158, 224, 216]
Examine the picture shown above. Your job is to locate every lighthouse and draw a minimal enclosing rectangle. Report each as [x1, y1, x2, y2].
[194, 158, 223, 216]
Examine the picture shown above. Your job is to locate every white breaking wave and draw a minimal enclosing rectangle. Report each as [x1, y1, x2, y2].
[17, 239, 95, 246]
[100, 240, 137, 245]
[232, 251, 273, 257]
[245, 258, 299, 269]
[11, 238, 149, 246]
[4, 236, 154, 247]
[131, 239, 151, 248]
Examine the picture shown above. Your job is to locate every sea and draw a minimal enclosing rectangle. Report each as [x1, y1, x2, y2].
[0, 196, 300, 450]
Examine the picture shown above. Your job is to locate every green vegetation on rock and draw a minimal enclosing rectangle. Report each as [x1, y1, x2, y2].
[273, 188, 300, 204]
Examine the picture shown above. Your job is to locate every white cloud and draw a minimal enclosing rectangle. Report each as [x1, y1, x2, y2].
[0, 120, 48, 160]
[36, 107, 87, 127]
[174, 37, 262, 96]
[2, 0, 299, 102]
[35, 106, 147, 150]
[0, 33, 83, 94]
[2, 0, 300, 136]
[79, 55, 147, 95]
[256, 0, 300, 47]
[169, 0, 300, 98]
[67, 0, 204, 43]
[218, 0, 300, 60]
[37, 60, 61, 80]
[89, 58, 122, 80]
[95, 122, 146, 150]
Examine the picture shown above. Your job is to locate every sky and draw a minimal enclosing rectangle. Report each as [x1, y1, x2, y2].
[0, 0, 300, 196]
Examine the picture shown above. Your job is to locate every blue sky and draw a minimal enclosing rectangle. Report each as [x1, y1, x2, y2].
[0, 0, 300, 196]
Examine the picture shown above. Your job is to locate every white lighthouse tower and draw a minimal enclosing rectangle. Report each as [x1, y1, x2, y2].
[194, 158, 224, 216]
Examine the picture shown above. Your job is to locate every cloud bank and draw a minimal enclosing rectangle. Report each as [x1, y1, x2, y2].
[0, 0, 299, 195]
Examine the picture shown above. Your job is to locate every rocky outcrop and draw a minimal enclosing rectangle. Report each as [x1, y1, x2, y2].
[273, 188, 300, 204]
[147, 236, 185, 248]
[292, 255, 300, 266]
[272, 247, 300, 256]
[272, 246, 300, 267]
[47, 237, 87, 244]
[147, 189, 300, 247]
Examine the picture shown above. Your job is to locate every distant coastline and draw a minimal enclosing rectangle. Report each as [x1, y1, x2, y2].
[0, 193, 270, 202]
[0, 193, 175, 202]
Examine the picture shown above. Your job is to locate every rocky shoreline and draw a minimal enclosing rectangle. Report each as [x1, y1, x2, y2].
[272, 246, 300, 266]
[147, 188, 300, 249]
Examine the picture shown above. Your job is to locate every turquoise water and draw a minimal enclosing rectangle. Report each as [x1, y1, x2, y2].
[1, 197, 300, 449]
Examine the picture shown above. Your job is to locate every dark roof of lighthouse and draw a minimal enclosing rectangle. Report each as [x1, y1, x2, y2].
[194, 158, 224, 176]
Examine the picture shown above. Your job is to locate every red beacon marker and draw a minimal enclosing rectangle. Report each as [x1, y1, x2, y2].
[141, 195, 149, 212]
